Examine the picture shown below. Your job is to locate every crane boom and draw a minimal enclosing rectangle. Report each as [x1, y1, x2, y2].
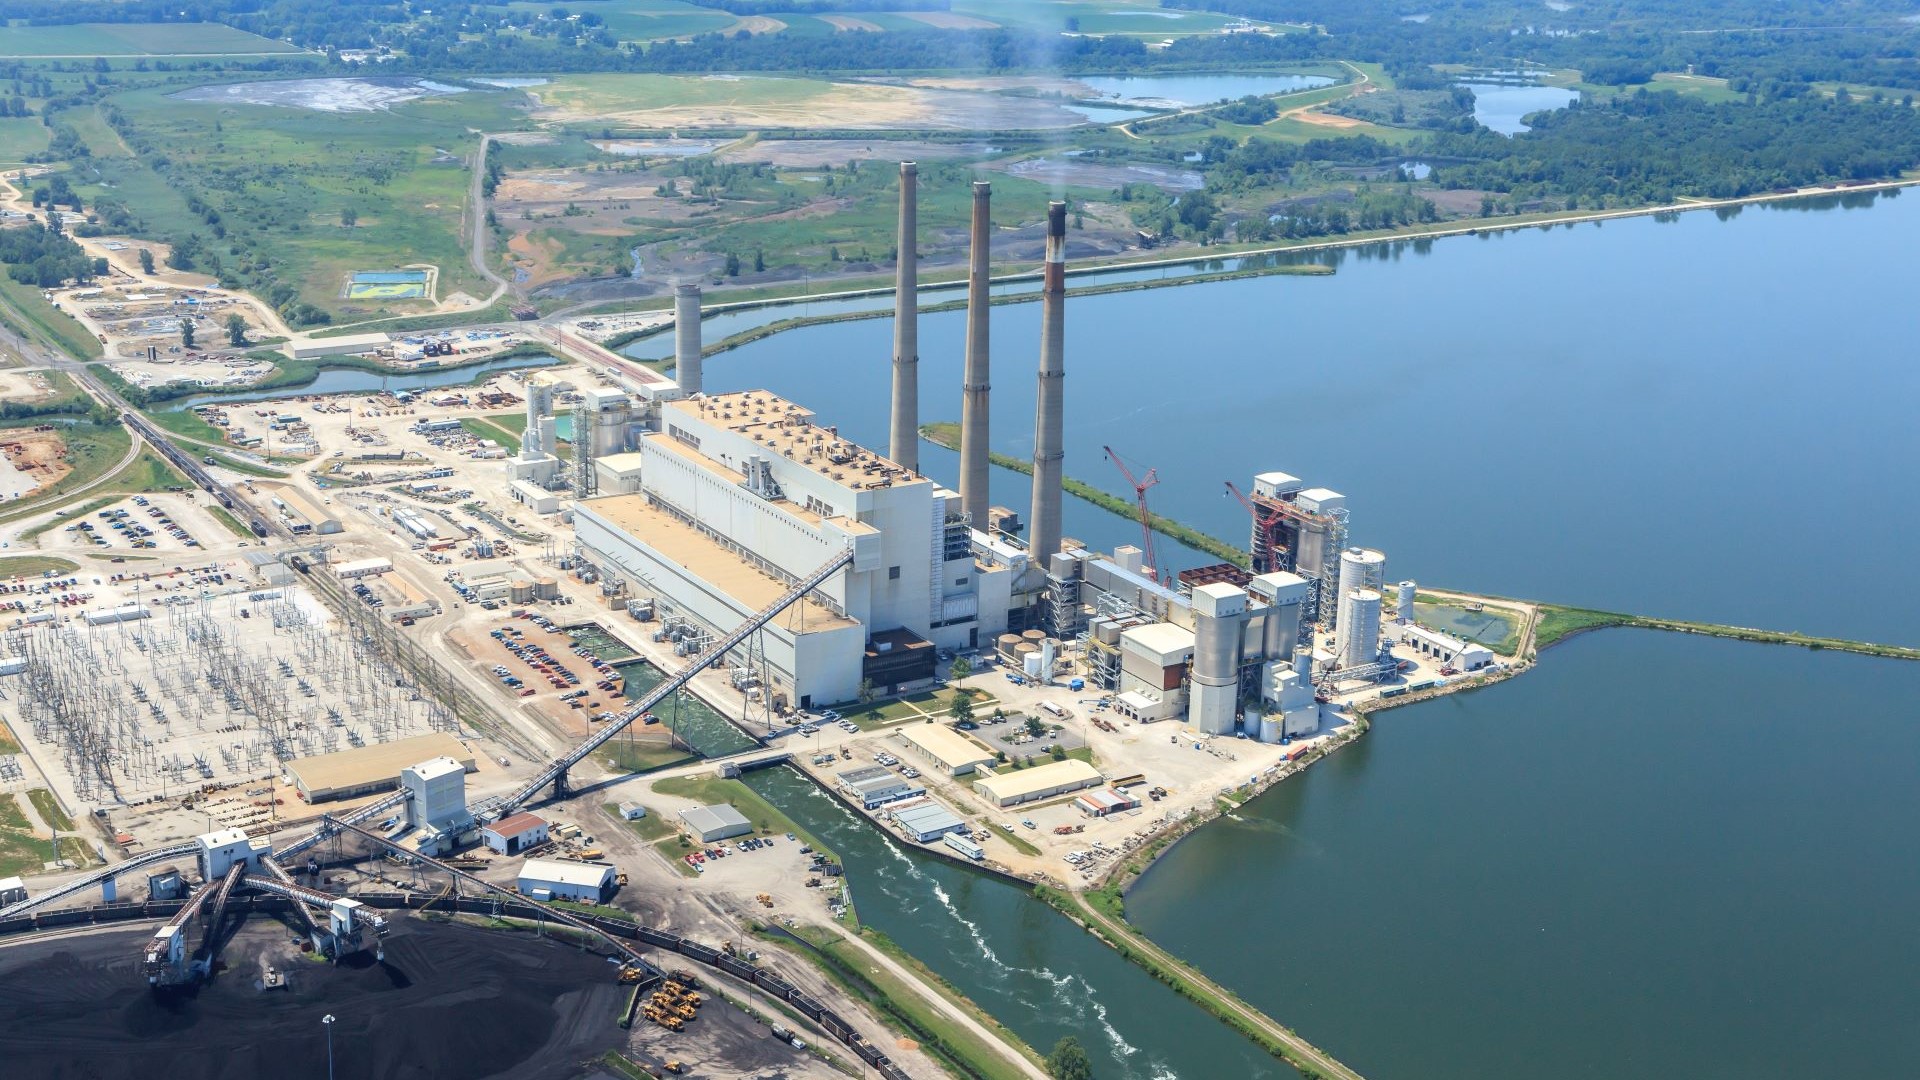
[1104, 446, 1161, 576]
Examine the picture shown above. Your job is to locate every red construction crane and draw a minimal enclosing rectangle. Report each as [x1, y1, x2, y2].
[1224, 480, 1287, 574]
[1104, 446, 1161, 577]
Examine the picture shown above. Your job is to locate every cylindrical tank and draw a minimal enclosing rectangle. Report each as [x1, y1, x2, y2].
[1294, 647, 1312, 679]
[1013, 642, 1038, 660]
[1338, 548, 1387, 605]
[1024, 652, 1043, 678]
[534, 577, 559, 600]
[1259, 711, 1283, 744]
[509, 579, 534, 603]
[1337, 588, 1383, 669]
[1021, 629, 1047, 644]
[1397, 580, 1417, 624]
[997, 633, 1021, 660]
[1261, 598, 1300, 663]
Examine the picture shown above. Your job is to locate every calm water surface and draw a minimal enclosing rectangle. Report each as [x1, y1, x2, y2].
[710, 190, 1920, 1078]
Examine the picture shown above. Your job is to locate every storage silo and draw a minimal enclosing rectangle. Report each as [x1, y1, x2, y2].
[1336, 588, 1383, 670]
[1258, 710, 1283, 744]
[509, 579, 534, 604]
[534, 577, 559, 601]
[997, 633, 1022, 660]
[1338, 547, 1387, 603]
[1188, 583, 1248, 736]
[1397, 580, 1417, 625]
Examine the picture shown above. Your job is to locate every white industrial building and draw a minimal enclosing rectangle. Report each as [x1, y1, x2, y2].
[402, 755, 475, 854]
[679, 803, 752, 843]
[838, 765, 924, 809]
[973, 759, 1103, 807]
[891, 801, 968, 842]
[517, 858, 616, 903]
[481, 811, 550, 855]
[1400, 623, 1495, 672]
[575, 391, 1025, 709]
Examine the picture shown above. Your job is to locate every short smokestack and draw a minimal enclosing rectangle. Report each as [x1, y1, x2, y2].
[1027, 201, 1067, 566]
[959, 180, 992, 528]
[674, 282, 702, 396]
[889, 161, 919, 473]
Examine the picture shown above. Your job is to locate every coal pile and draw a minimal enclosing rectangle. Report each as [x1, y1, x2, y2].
[0, 916, 626, 1080]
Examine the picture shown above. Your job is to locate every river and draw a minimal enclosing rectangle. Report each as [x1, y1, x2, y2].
[690, 188, 1920, 1078]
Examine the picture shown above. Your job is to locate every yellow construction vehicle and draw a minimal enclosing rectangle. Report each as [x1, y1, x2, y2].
[618, 966, 646, 984]
[616, 871, 629, 886]
[673, 1003, 697, 1021]
[663, 1063, 684, 1075]
[577, 848, 603, 860]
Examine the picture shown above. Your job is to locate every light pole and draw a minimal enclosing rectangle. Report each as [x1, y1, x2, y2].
[322, 1014, 336, 1080]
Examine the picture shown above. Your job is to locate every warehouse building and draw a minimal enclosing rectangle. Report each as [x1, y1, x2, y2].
[1074, 788, 1141, 817]
[679, 803, 752, 843]
[897, 724, 998, 777]
[334, 557, 393, 580]
[286, 732, 475, 803]
[837, 765, 924, 809]
[972, 759, 1103, 807]
[516, 858, 616, 903]
[1400, 623, 1496, 672]
[481, 812, 550, 855]
[892, 801, 968, 843]
[272, 487, 342, 536]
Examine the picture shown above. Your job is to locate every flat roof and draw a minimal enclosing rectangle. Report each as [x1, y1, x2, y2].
[846, 772, 917, 797]
[274, 485, 337, 525]
[406, 756, 464, 781]
[665, 390, 930, 492]
[286, 732, 475, 797]
[893, 802, 964, 833]
[517, 858, 614, 888]
[837, 765, 893, 786]
[1120, 622, 1194, 660]
[974, 759, 1102, 801]
[898, 724, 996, 770]
[580, 495, 856, 632]
[679, 804, 750, 833]
[597, 451, 646, 474]
[486, 812, 547, 838]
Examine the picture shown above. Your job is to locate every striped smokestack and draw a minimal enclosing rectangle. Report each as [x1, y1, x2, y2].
[958, 180, 992, 528]
[673, 282, 702, 396]
[889, 161, 919, 473]
[1027, 201, 1067, 566]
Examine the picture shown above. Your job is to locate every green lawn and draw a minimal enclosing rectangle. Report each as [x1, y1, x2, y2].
[0, 22, 303, 57]
[1533, 605, 1632, 649]
[0, 275, 103, 361]
[208, 504, 255, 540]
[604, 801, 677, 843]
[597, 739, 696, 774]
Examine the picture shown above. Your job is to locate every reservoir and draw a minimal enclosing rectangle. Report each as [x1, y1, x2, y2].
[703, 188, 1920, 1077]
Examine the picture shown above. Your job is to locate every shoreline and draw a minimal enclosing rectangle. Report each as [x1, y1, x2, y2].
[575, 176, 1920, 333]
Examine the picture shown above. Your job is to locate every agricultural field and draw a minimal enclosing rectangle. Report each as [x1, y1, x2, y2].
[0, 118, 50, 162]
[500, 0, 740, 41]
[949, 0, 1264, 36]
[0, 22, 302, 58]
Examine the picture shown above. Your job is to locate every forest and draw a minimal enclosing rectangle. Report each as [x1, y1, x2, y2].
[0, 223, 105, 289]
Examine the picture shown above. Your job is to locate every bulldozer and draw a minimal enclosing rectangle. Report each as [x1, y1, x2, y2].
[618, 965, 647, 984]
[756, 892, 774, 908]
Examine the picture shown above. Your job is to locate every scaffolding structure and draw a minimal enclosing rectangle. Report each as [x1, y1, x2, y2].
[4, 586, 458, 804]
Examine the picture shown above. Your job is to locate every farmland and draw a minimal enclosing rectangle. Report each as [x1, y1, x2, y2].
[0, 22, 302, 58]
[499, 0, 740, 41]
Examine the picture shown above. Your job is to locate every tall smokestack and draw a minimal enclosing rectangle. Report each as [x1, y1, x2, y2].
[889, 162, 919, 473]
[1027, 201, 1067, 566]
[959, 180, 992, 528]
[674, 282, 702, 396]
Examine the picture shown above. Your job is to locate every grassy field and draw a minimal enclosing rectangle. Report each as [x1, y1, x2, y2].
[0, 22, 302, 57]
[91, 86, 524, 319]
[812, 931, 1040, 1080]
[597, 739, 697, 774]
[500, 0, 738, 41]
[459, 416, 522, 455]
[0, 275, 103, 361]
[534, 73, 842, 119]
[0, 117, 50, 162]
[0, 794, 52, 878]
[207, 504, 254, 540]
[0, 555, 79, 578]
[25, 788, 73, 832]
[951, 0, 1254, 36]
[0, 720, 16, 755]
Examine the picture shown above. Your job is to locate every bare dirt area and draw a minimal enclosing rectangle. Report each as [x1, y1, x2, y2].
[0, 369, 57, 403]
[0, 918, 627, 1080]
[718, 138, 1004, 168]
[109, 353, 274, 389]
[995, 155, 1204, 192]
[0, 428, 69, 501]
[898, 10, 1000, 28]
[170, 76, 467, 113]
[1292, 110, 1365, 128]
[734, 15, 787, 34]
[534, 81, 1092, 131]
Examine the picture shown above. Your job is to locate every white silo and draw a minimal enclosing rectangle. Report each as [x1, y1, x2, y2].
[1248, 571, 1309, 662]
[1338, 547, 1387, 603]
[1397, 580, 1418, 625]
[1335, 588, 1383, 670]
